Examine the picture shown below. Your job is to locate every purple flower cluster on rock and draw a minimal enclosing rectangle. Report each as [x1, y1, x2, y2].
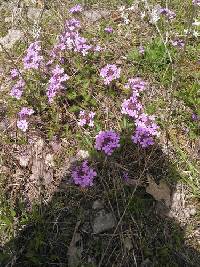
[71, 160, 97, 187]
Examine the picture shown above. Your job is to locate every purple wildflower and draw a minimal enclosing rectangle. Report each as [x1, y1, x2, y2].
[47, 65, 69, 103]
[171, 38, 184, 48]
[95, 130, 120, 155]
[121, 96, 143, 119]
[51, 19, 92, 58]
[24, 41, 43, 70]
[18, 107, 34, 118]
[125, 77, 147, 93]
[193, 0, 200, 6]
[17, 107, 34, 132]
[71, 160, 97, 187]
[135, 113, 159, 137]
[78, 111, 95, 127]
[10, 68, 20, 79]
[100, 64, 121, 85]
[122, 171, 129, 182]
[132, 126, 155, 148]
[17, 119, 28, 132]
[10, 79, 25, 100]
[132, 113, 159, 148]
[93, 45, 102, 52]
[69, 4, 83, 14]
[139, 45, 145, 55]
[160, 8, 176, 20]
[192, 113, 200, 121]
[105, 27, 113, 33]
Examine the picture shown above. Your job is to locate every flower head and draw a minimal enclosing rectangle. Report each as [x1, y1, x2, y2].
[71, 160, 96, 187]
[171, 38, 184, 48]
[139, 45, 145, 55]
[95, 130, 120, 155]
[17, 119, 28, 132]
[47, 65, 69, 103]
[132, 126, 155, 148]
[135, 113, 159, 136]
[125, 77, 147, 93]
[78, 111, 95, 127]
[69, 4, 83, 14]
[105, 27, 113, 33]
[10, 79, 25, 100]
[18, 107, 34, 118]
[100, 64, 121, 85]
[160, 8, 176, 20]
[10, 68, 20, 79]
[24, 41, 43, 70]
[132, 113, 159, 148]
[121, 96, 143, 119]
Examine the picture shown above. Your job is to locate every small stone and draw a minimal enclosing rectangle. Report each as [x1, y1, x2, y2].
[92, 211, 115, 234]
[83, 10, 110, 22]
[0, 29, 23, 51]
[92, 200, 104, 210]
[76, 150, 89, 160]
[27, 7, 42, 21]
[123, 236, 133, 251]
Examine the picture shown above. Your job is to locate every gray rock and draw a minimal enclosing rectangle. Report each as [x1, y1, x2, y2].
[0, 29, 23, 51]
[92, 210, 115, 234]
[27, 7, 42, 21]
[83, 9, 110, 22]
[92, 200, 104, 210]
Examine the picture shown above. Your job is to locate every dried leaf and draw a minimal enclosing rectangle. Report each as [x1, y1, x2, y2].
[146, 175, 171, 207]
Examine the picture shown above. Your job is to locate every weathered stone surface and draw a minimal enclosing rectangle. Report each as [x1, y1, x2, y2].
[92, 200, 104, 210]
[92, 210, 115, 234]
[27, 7, 42, 21]
[0, 29, 23, 51]
[83, 9, 110, 22]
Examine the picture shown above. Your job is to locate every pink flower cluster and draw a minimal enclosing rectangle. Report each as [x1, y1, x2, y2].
[10, 78, 25, 100]
[51, 19, 92, 58]
[95, 130, 120, 155]
[122, 77, 159, 148]
[71, 160, 97, 187]
[24, 41, 43, 70]
[10, 68, 20, 79]
[171, 38, 184, 48]
[46, 65, 69, 103]
[132, 114, 159, 148]
[78, 111, 95, 127]
[160, 8, 176, 20]
[105, 27, 113, 33]
[69, 4, 83, 14]
[125, 77, 147, 93]
[121, 94, 143, 119]
[17, 107, 34, 132]
[100, 64, 121, 85]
